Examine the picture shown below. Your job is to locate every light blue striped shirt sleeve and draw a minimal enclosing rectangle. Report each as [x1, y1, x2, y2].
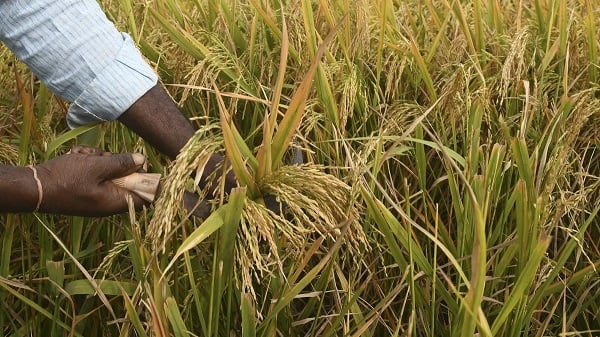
[0, 0, 158, 128]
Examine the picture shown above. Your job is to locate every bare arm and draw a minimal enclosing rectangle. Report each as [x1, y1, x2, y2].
[118, 83, 236, 191]
[0, 164, 38, 213]
[0, 2, 233, 216]
[118, 84, 194, 160]
[0, 153, 147, 216]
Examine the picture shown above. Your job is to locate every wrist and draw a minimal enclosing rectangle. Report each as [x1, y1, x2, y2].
[118, 84, 195, 160]
[27, 166, 43, 212]
[0, 164, 40, 213]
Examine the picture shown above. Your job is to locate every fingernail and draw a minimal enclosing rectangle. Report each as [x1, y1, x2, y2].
[132, 153, 146, 166]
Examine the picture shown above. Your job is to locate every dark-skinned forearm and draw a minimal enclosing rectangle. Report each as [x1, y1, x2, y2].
[118, 84, 195, 160]
[0, 164, 37, 212]
[118, 83, 236, 191]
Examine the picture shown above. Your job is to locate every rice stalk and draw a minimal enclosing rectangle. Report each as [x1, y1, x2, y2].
[148, 123, 224, 253]
[94, 240, 134, 278]
[500, 27, 532, 101]
[583, 0, 597, 83]
[14, 68, 35, 166]
[0, 276, 82, 337]
[122, 289, 150, 337]
[216, 85, 260, 197]
[1, 0, 599, 335]
[0, 141, 17, 165]
[238, 163, 367, 302]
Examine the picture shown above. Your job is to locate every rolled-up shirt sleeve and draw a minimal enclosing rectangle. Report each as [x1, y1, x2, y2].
[0, 0, 158, 128]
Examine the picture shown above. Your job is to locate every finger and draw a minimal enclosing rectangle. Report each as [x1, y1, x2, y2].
[98, 185, 149, 216]
[119, 190, 148, 211]
[69, 146, 110, 156]
[94, 153, 146, 180]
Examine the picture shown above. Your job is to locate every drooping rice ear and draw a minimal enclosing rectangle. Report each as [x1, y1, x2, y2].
[112, 172, 162, 202]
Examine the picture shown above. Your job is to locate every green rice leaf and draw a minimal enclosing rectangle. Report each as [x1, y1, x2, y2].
[65, 279, 137, 296]
[0, 276, 83, 337]
[122, 289, 149, 337]
[216, 85, 259, 197]
[166, 297, 189, 337]
[241, 292, 256, 337]
[491, 234, 551, 334]
[44, 123, 100, 160]
[270, 17, 345, 169]
[163, 205, 227, 274]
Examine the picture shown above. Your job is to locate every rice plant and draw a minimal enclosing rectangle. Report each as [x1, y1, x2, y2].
[1, 0, 599, 336]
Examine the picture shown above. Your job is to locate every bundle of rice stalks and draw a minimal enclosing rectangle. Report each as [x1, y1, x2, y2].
[240, 163, 365, 291]
[148, 121, 367, 299]
[136, 3, 370, 328]
[147, 123, 223, 252]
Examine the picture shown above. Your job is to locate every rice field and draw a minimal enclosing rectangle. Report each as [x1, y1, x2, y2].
[1, 0, 599, 336]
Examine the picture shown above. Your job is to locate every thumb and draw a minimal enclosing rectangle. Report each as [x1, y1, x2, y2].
[95, 153, 146, 180]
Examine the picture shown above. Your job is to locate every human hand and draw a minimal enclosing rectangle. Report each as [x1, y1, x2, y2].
[33, 147, 148, 216]
[68, 145, 114, 156]
[201, 153, 238, 197]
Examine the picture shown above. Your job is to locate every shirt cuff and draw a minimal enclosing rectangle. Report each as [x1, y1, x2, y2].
[66, 33, 158, 128]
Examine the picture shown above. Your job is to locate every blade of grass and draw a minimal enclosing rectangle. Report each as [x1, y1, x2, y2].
[46, 260, 65, 295]
[36, 215, 117, 322]
[416, 125, 489, 337]
[584, 0, 597, 83]
[14, 69, 35, 166]
[445, 0, 477, 59]
[245, 0, 282, 45]
[209, 187, 246, 336]
[375, 0, 389, 84]
[218, 187, 246, 283]
[165, 297, 189, 337]
[183, 251, 208, 336]
[216, 85, 259, 197]
[122, 289, 149, 337]
[119, 0, 138, 41]
[162, 205, 227, 276]
[241, 292, 256, 337]
[44, 123, 100, 160]
[535, 204, 600, 299]
[473, 0, 485, 55]
[64, 280, 137, 296]
[270, 17, 345, 169]
[360, 182, 460, 312]
[256, 10, 289, 181]
[260, 223, 351, 330]
[300, 0, 340, 128]
[0, 277, 83, 337]
[162, 0, 185, 27]
[491, 233, 551, 334]
[149, 7, 254, 94]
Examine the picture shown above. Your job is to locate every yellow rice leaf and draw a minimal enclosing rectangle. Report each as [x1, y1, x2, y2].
[256, 12, 289, 180]
[270, 17, 345, 169]
[215, 85, 259, 197]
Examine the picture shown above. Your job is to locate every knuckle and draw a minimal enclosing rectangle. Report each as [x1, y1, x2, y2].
[117, 155, 134, 169]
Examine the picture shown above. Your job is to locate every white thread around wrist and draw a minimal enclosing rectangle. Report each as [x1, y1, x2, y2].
[27, 165, 43, 212]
